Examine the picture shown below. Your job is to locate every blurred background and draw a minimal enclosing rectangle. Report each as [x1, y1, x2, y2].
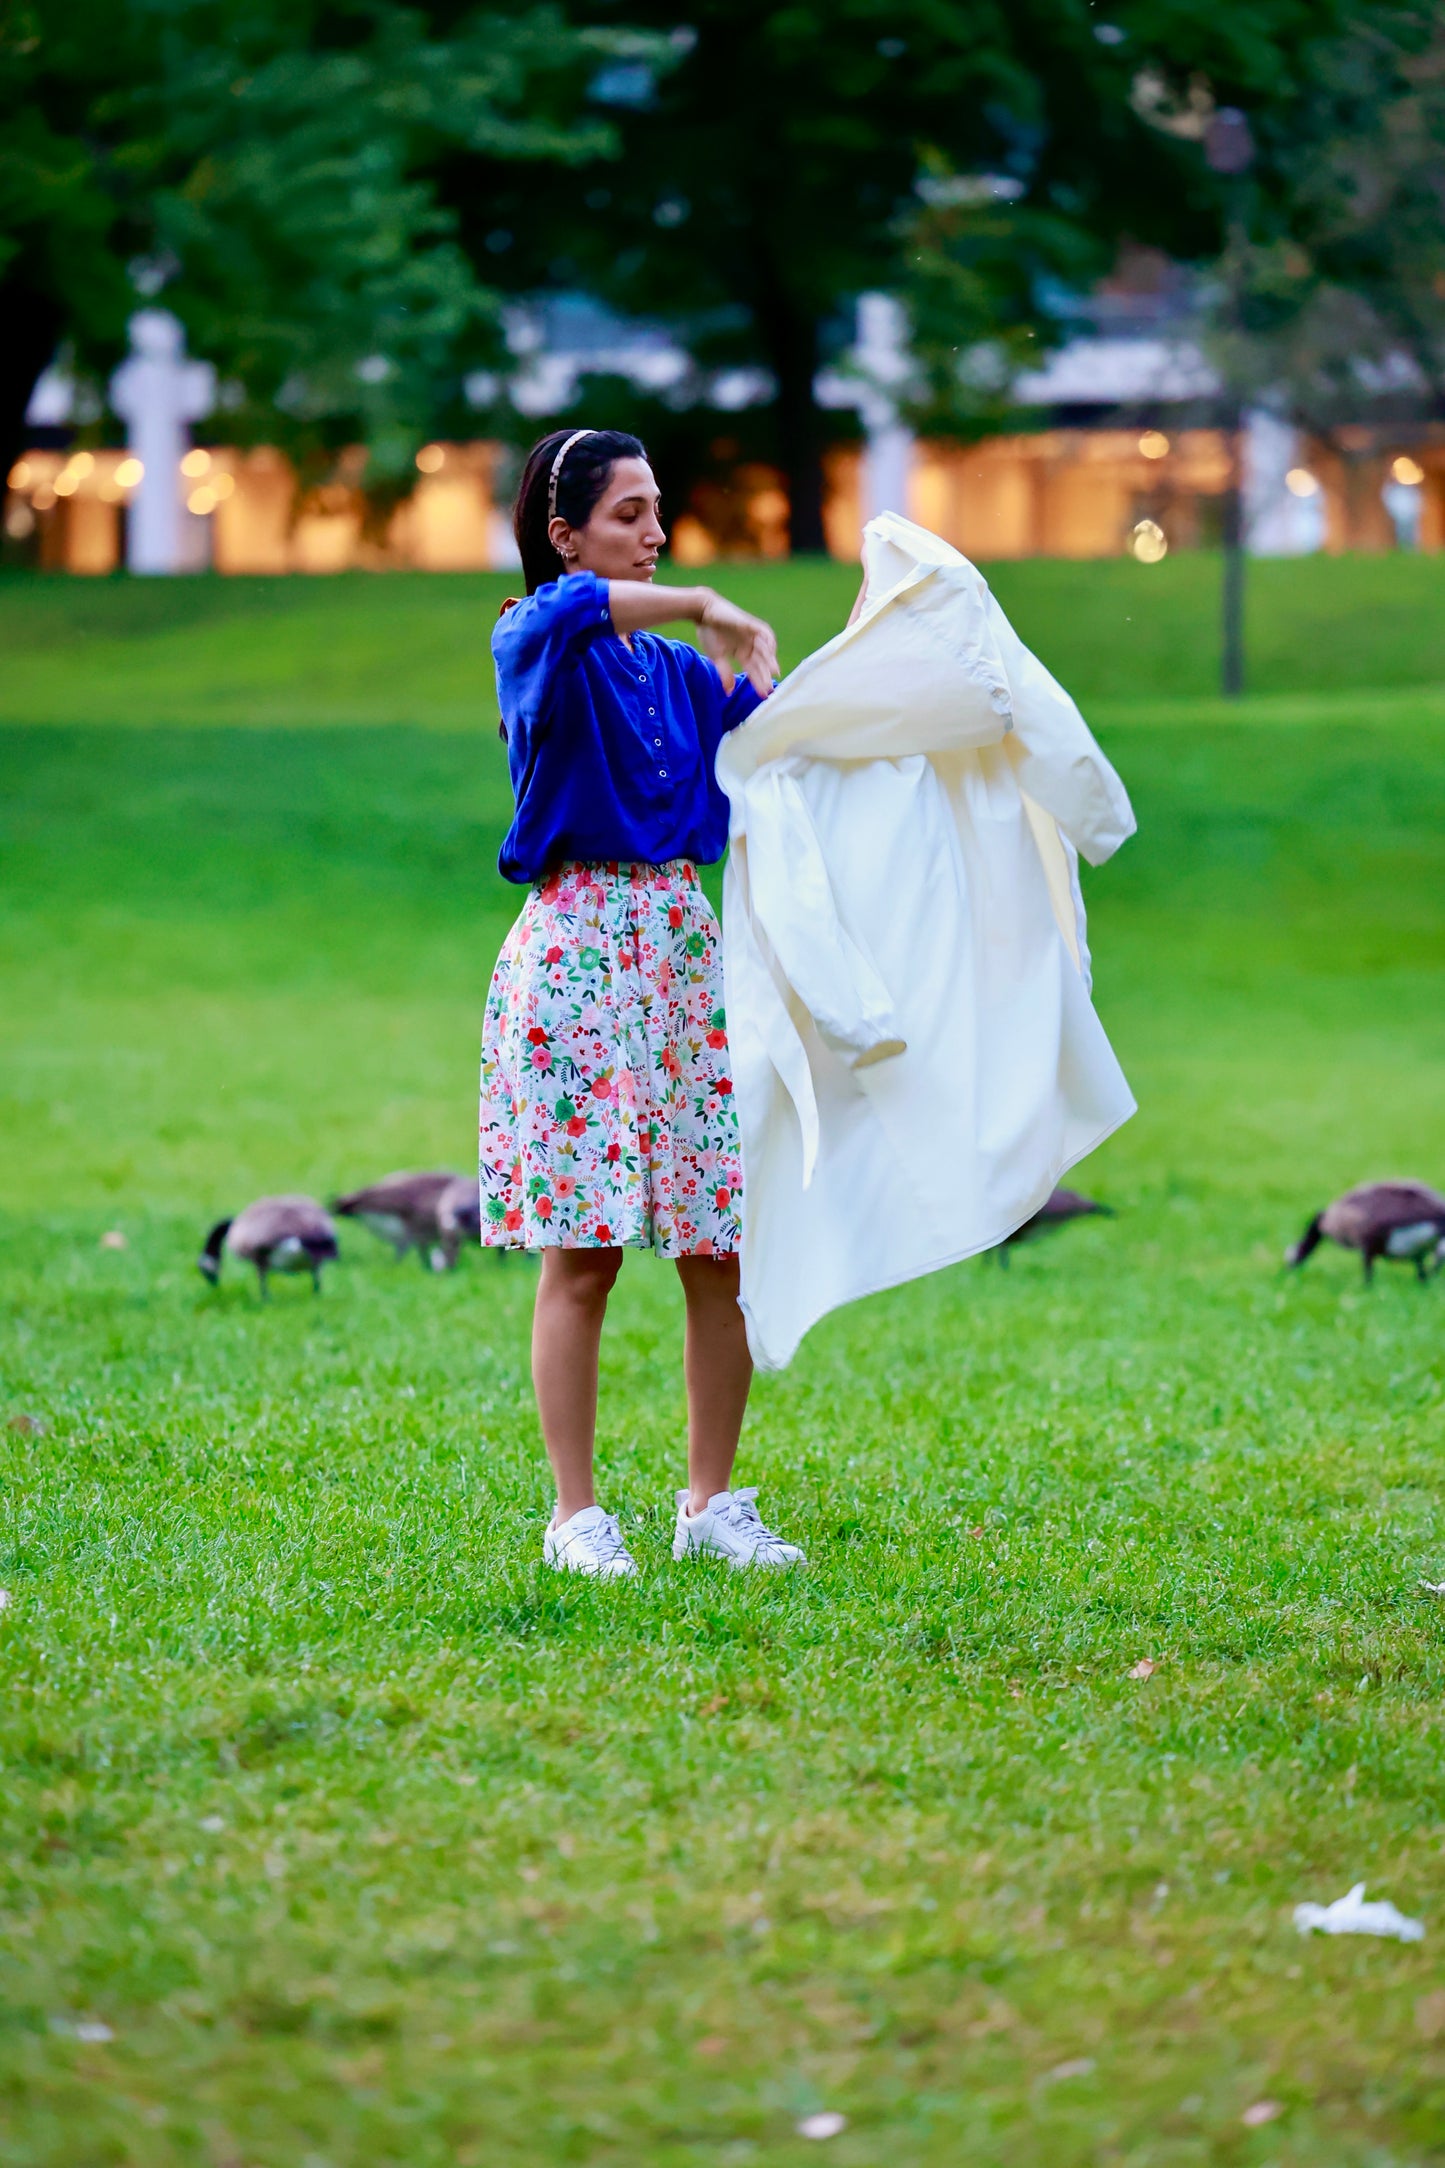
[4, 0, 1445, 580]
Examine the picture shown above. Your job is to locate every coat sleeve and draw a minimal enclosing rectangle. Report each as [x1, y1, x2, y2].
[985, 592, 1136, 866]
[744, 763, 906, 1076]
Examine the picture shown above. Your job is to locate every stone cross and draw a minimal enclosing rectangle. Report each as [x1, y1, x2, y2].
[110, 311, 216, 575]
[853, 293, 914, 524]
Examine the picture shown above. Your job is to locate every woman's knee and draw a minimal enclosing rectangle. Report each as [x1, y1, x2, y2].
[676, 1251, 741, 1304]
[542, 1245, 624, 1307]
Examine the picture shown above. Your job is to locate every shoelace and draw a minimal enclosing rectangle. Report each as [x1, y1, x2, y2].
[716, 1488, 792, 1559]
[569, 1512, 629, 1565]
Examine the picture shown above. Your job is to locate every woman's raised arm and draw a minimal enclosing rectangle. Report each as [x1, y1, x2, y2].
[607, 581, 778, 697]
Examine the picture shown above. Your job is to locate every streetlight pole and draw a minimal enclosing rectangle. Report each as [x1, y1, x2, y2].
[1206, 108, 1255, 700]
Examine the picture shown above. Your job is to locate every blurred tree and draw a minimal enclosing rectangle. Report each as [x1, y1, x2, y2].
[0, 0, 644, 484]
[458, 0, 1348, 549]
[1211, 5, 1445, 431]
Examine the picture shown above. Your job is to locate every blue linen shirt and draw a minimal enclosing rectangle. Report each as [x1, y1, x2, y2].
[492, 571, 764, 884]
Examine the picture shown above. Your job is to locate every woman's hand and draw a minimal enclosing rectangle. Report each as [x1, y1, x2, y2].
[697, 590, 778, 698]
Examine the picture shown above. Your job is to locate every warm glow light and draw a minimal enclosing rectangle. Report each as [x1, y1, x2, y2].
[1138, 430, 1170, 459]
[211, 471, 236, 500]
[114, 457, 144, 488]
[98, 480, 122, 504]
[181, 448, 212, 478]
[4, 501, 35, 539]
[68, 451, 95, 479]
[1285, 467, 1319, 497]
[53, 471, 79, 497]
[32, 487, 56, 512]
[187, 484, 218, 515]
[1129, 518, 1168, 564]
[7, 459, 31, 490]
[415, 443, 446, 473]
[1391, 454, 1425, 486]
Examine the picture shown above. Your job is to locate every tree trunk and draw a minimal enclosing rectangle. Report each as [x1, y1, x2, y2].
[0, 283, 65, 487]
[757, 283, 826, 555]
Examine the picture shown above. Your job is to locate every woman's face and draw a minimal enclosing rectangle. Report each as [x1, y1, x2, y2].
[551, 457, 666, 582]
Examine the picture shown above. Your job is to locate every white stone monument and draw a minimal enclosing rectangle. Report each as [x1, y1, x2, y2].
[853, 293, 915, 523]
[110, 311, 216, 574]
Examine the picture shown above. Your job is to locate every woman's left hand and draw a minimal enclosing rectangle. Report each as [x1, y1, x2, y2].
[697, 591, 778, 697]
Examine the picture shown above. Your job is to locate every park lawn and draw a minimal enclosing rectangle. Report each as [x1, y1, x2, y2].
[1, 560, 1444, 2165]
[0, 548, 1440, 728]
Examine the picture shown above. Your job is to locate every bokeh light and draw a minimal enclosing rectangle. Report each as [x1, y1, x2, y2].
[1129, 518, 1168, 563]
[1391, 455, 1424, 486]
[1138, 430, 1170, 459]
[180, 448, 212, 478]
[415, 444, 446, 473]
[187, 484, 219, 514]
[1285, 468, 1319, 497]
[114, 458, 144, 489]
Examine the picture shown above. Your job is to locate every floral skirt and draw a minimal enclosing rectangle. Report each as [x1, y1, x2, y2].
[478, 860, 743, 1256]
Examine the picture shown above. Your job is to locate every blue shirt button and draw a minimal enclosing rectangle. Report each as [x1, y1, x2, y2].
[647, 706, 656, 716]
[659, 768, 668, 778]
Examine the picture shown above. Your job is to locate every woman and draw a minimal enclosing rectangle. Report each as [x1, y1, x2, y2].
[480, 427, 805, 1579]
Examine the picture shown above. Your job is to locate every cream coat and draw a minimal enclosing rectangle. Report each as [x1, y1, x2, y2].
[717, 512, 1137, 1370]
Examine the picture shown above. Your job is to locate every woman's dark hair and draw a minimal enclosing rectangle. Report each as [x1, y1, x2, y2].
[512, 427, 648, 594]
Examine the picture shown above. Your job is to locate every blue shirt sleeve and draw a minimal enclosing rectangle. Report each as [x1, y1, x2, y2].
[492, 572, 615, 738]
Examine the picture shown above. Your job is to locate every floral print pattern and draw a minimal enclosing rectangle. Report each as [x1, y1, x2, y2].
[479, 860, 742, 1256]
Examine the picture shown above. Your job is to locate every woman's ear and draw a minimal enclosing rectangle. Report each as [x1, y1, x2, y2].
[547, 515, 576, 565]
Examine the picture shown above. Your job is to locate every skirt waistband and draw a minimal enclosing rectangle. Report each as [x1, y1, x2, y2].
[538, 858, 699, 895]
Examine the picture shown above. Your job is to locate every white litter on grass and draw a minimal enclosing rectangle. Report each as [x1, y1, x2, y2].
[1294, 1883, 1424, 1943]
[198, 1815, 225, 1834]
[797, 2112, 848, 2140]
[50, 2017, 114, 2042]
[0, 1589, 10, 1610]
[1420, 1579, 1445, 1597]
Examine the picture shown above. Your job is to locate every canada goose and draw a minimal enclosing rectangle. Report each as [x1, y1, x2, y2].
[1286, 1180, 1445, 1283]
[434, 1175, 482, 1270]
[333, 1170, 460, 1269]
[198, 1195, 339, 1297]
[996, 1187, 1112, 1265]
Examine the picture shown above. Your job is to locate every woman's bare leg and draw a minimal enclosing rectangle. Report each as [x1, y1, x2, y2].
[531, 1247, 624, 1522]
[675, 1254, 753, 1513]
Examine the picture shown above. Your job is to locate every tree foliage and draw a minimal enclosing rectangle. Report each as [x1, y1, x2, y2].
[1219, 4, 1445, 430]
[459, 0, 1353, 546]
[0, 0, 636, 478]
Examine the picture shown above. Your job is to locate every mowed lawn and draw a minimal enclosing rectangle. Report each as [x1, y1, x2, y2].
[1, 554, 1444, 2167]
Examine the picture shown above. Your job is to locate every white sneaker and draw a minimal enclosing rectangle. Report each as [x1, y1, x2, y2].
[672, 1487, 806, 1571]
[544, 1505, 638, 1580]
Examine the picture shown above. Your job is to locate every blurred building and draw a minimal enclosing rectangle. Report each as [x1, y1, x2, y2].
[6, 287, 1443, 572]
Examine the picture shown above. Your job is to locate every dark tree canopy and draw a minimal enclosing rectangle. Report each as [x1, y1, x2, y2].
[457, 0, 1353, 548]
[1219, 3, 1445, 431]
[0, 0, 635, 481]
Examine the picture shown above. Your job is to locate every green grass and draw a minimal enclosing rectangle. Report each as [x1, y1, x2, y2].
[0, 549, 1439, 727]
[2, 558, 1445, 2165]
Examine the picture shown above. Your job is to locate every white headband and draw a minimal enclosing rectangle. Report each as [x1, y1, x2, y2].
[547, 428, 595, 522]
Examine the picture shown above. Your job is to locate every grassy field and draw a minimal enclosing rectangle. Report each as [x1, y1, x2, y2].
[1, 555, 1444, 2166]
[0, 549, 1442, 728]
